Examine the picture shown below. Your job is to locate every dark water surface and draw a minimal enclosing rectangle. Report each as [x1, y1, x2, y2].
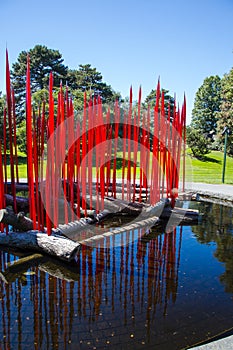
[0, 201, 233, 350]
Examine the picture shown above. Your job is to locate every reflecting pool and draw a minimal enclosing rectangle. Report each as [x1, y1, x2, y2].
[0, 201, 233, 350]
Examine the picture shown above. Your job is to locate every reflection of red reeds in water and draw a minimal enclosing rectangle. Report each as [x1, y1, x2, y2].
[1, 52, 186, 233]
[0, 226, 182, 348]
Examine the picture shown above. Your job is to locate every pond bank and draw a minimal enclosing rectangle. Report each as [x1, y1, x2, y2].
[184, 182, 233, 203]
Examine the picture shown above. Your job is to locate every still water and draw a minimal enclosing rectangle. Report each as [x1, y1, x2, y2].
[0, 201, 233, 350]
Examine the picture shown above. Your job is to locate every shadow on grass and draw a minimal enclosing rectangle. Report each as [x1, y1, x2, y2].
[193, 155, 222, 164]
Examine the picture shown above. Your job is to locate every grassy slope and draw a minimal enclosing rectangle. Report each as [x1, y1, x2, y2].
[5, 150, 233, 185]
[183, 151, 233, 184]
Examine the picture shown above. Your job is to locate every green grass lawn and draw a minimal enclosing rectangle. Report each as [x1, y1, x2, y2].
[5, 150, 233, 185]
[183, 150, 233, 184]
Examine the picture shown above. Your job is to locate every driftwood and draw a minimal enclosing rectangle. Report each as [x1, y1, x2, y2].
[0, 190, 199, 262]
[0, 231, 81, 262]
[0, 209, 34, 231]
[5, 194, 29, 212]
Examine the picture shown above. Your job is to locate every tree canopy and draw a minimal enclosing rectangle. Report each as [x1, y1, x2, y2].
[216, 68, 233, 155]
[12, 45, 68, 119]
[10, 45, 121, 120]
[191, 75, 221, 135]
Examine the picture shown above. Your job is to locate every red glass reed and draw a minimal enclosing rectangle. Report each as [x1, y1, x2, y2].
[98, 96, 105, 211]
[76, 122, 81, 218]
[87, 99, 93, 209]
[139, 112, 146, 202]
[94, 96, 100, 213]
[12, 89, 19, 183]
[133, 87, 141, 201]
[150, 80, 160, 205]
[39, 101, 46, 232]
[26, 55, 36, 228]
[3, 109, 7, 188]
[127, 86, 133, 201]
[68, 97, 75, 221]
[112, 100, 120, 198]
[0, 140, 5, 232]
[6, 50, 17, 213]
[160, 90, 166, 199]
[122, 112, 127, 200]
[182, 96, 186, 192]
[81, 92, 87, 216]
[33, 112, 40, 229]
[59, 84, 68, 223]
[166, 102, 171, 198]
[105, 107, 111, 196]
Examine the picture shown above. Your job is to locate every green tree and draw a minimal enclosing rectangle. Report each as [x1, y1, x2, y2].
[191, 75, 221, 135]
[216, 68, 233, 156]
[144, 88, 175, 116]
[67, 64, 120, 104]
[11, 45, 68, 120]
[186, 126, 210, 157]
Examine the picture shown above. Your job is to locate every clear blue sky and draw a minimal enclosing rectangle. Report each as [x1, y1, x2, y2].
[0, 0, 232, 124]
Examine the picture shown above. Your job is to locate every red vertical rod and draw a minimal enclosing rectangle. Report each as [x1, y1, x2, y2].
[81, 92, 87, 216]
[55, 91, 61, 227]
[127, 86, 133, 201]
[175, 107, 182, 193]
[151, 80, 160, 205]
[76, 122, 81, 218]
[59, 84, 68, 223]
[139, 112, 146, 202]
[68, 97, 75, 221]
[160, 90, 166, 199]
[166, 102, 171, 198]
[182, 95, 186, 193]
[105, 107, 111, 196]
[112, 100, 120, 198]
[3, 109, 7, 188]
[33, 112, 40, 229]
[87, 99, 93, 209]
[94, 96, 100, 213]
[26, 54, 36, 228]
[12, 89, 19, 183]
[122, 112, 127, 200]
[145, 105, 150, 200]
[170, 97, 177, 208]
[6, 50, 17, 213]
[106, 122, 112, 196]
[0, 140, 5, 232]
[133, 87, 141, 201]
[49, 72, 55, 226]
[98, 96, 105, 211]
[40, 101, 46, 231]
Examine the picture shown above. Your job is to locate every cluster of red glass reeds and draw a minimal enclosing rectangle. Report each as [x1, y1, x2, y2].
[0, 51, 186, 234]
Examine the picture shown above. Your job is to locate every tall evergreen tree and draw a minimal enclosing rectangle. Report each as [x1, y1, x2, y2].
[216, 68, 233, 156]
[67, 64, 120, 104]
[191, 75, 221, 135]
[11, 45, 68, 120]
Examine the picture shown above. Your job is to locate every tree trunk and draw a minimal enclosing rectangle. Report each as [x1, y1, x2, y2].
[0, 231, 81, 262]
[0, 209, 33, 231]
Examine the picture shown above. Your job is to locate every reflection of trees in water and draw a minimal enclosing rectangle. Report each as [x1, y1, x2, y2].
[191, 202, 233, 293]
[0, 228, 182, 349]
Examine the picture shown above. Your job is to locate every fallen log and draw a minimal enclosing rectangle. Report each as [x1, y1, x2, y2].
[0, 196, 198, 239]
[0, 231, 81, 262]
[5, 194, 29, 212]
[0, 209, 34, 231]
